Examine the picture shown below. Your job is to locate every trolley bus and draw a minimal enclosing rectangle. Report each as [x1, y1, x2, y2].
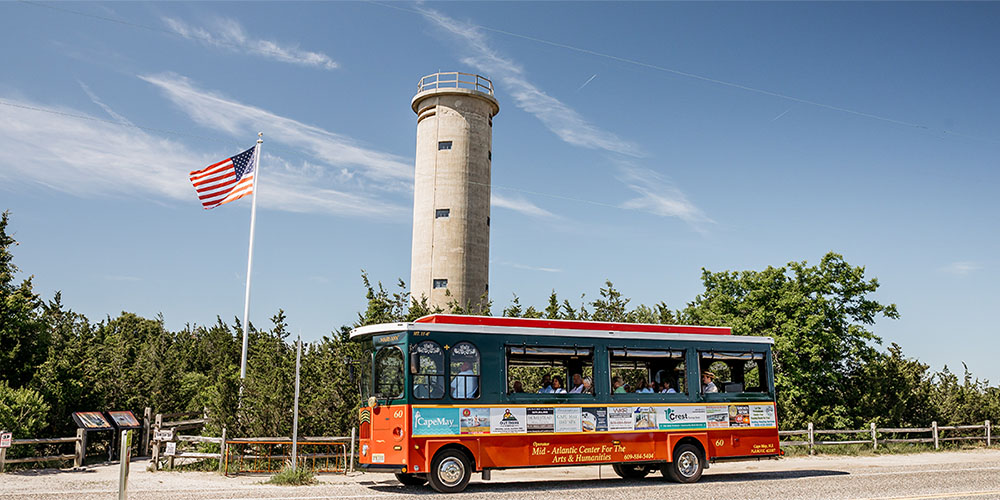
[353, 314, 779, 492]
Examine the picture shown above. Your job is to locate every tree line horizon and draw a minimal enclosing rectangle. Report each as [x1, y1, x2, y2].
[1, 210, 997, 454]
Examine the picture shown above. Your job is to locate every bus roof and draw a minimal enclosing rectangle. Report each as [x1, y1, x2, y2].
[414, 314, 731, 335]
[349, 315, 775, 345]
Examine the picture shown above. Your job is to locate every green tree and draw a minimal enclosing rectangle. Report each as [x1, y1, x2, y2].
[681, 252, 899, 429]
[0, 211, 48, 388]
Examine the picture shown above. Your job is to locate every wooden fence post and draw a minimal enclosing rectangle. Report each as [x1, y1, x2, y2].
[807, 422, 815, 455]
[871, 422, 877, 450]
[74, 428, 87, 468]
[0, 445, 7, 473]
[218, 427, 227, 473]
[151, 414, 162, 471]
[142, 407, 152, 456]
[932, 421, 939, 449]
[986, 420, 991, 447]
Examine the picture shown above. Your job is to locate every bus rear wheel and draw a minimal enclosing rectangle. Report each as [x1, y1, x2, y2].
[429, 449, 472, 493]
[664, 443, 704, 483]
[612, 463, 651, 479]
[394, 472, 427, 486]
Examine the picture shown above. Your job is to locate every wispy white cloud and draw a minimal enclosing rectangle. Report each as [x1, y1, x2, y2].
[941, 261, 982, 276]
[418, 7, 641, 157]
[79, 80, 134, 127]
[492, 193, 557, 219]
[616, 162, 713, 233]
[163, 17, 339, 70]
[0, 93, 406, 219]
[139, 73, 412, 188]
[503, 262, 563, 273]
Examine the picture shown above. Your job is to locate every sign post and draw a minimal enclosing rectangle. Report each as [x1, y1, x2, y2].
[0, 430, 11, 473]
[291, 335, 302, 470]
[118, 430, 132, 500]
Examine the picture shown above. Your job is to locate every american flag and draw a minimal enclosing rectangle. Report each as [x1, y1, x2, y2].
[189, 146, 257, 209]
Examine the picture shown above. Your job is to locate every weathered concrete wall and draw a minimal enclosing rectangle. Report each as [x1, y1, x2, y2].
[410, 86, 499, 312]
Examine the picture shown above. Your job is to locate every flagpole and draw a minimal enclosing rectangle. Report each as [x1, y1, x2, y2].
[240, 132, 263, 381]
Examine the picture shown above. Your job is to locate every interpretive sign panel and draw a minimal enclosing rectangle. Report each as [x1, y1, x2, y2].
[108, 411, 142, 429]
[73, 411, 113, 430]
[0, 431, 11, 448]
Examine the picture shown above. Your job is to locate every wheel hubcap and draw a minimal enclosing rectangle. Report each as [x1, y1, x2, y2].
[677, 450, 699, 477]
[438, 457, 465, 486]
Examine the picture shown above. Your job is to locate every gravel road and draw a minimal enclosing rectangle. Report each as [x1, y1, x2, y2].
[2, 449, 999, 500]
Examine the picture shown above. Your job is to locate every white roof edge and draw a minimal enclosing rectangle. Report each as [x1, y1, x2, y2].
[349, 321, 774, 345]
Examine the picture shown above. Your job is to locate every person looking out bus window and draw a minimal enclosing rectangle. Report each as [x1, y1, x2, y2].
[551, 376, 567, 394]
[613, 376, 626, 393]
[702, 371, 718, 393]
[582, 376, 594, 394]
[452, 361, 479, 398]
[568, 373, 585, 393]
[538, 374, 553, 393]
[511, 380, 524, 393]
[638, 380, 654, 393]
[661, 380, 676, 393]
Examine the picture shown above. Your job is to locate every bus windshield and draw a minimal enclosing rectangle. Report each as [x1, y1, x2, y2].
[374, 345, 405, 399]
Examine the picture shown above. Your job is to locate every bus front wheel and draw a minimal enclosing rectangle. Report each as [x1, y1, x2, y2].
[664, 443, 704, 483]
[394, 472, 427, 486]
[612, 463, 651, 479]
[429, 449, 472, 493]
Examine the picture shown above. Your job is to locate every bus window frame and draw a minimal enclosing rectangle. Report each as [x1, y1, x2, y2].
[504, 343, 598, 401]
[410, 339, 446, 400]
[698, 348, 775, 402]
[449, 341, 482, 400]
[608, 346, 692, 403]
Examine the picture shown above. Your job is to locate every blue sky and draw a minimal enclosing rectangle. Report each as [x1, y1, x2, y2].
[2, 2, 997, 383]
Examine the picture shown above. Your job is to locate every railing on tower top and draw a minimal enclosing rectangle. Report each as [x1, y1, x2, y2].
[417, 72, 494, 96]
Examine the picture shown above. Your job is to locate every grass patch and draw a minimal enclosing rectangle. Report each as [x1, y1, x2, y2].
[781, 441, 990, 457]
[266, 465, 317, 486]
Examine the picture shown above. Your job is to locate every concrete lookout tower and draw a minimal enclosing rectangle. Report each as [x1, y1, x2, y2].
[410, 72, 499, 312]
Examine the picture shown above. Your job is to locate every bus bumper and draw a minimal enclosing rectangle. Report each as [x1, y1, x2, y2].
[359, 463, 408, 474]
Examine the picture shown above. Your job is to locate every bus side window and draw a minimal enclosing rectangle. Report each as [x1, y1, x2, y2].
[410, 340, 445, 399]
[609, 348, 686, 394]
[699, 351, 767, 394]
[506, 346, 594, 395]
[450, 342, 480, 399]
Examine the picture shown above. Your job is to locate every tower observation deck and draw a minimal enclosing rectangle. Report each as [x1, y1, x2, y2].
[409, 72, 500, 312]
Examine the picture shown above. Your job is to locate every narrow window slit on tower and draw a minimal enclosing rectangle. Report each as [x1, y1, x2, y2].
[438, 141, 453, 150]
[433, 279, 448, 289]
[436, 208, 450, 218]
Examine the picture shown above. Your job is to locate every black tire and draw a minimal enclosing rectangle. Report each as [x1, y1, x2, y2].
[428, 449, 472, 493]
[612, 462, 651, 479]
[663, 443, 705, 483]
[394, 472, 428, 486]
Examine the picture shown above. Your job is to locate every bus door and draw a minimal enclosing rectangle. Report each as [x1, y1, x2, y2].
[369, 335, 408, 467]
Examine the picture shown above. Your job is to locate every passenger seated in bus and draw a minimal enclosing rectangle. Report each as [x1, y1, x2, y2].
[451, 361, 479, 398]
[511, 380, 524, 393]
[701, 371, 718, 393]
[537, 374, 553, 393]
[550, 376, 567, 394]
[568, 373, 585, 393]
[637, 380, 654, 393]
[582, 376, 594, 394]
[661, 380, 677, 393]
[612, 376, 626, 393]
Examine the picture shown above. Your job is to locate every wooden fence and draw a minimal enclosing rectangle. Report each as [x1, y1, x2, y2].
[780, 420, 992, 454]
[0, 429, 87, 472]
[150, 410, 213, 470]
